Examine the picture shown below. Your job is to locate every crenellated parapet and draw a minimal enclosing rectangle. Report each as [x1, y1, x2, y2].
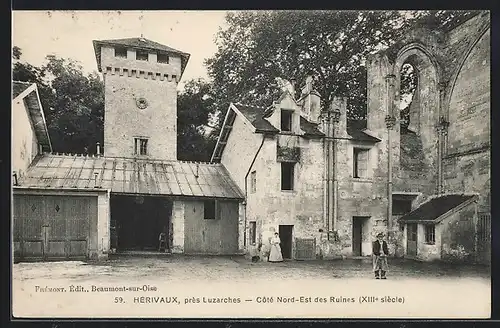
[103, 66, 180, 83]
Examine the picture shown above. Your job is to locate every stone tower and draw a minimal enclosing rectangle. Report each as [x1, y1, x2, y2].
[93, 37, 190, 160]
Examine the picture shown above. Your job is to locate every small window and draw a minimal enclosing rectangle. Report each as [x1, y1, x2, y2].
[204, 200, 217, 220]
[250, 171, 256, 193]
[114, 47, 127, 58]
[353, 148, 369, 178]
[249, 221, 257, 245]
[136, 50, 149, 61]
[392, 199, 412, 215]
[134, 138, 148, 155]
[281, 162, 294, 191]
[425, 225, 435, 244]
[281, 109, 293, 132]
[157, 53, 169, 64]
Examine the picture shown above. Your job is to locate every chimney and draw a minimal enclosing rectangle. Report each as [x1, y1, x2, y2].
[305, 76, 313, 93]
[331, 97, 348, 138]
[96, 142, 101, 156]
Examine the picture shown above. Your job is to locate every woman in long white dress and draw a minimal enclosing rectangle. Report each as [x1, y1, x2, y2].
[268, 232, 283, 262]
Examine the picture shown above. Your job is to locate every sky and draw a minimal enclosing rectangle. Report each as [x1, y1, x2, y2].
[12, 11, 229, 90]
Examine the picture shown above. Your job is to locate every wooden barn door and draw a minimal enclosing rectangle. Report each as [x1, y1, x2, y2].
[219, 201, 238, 255]
[13, 195, 45, 260]
[13, 195, 95, 261]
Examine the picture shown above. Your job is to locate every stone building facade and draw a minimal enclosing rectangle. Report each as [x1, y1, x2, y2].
[13, 37, 244, 262]
[212, 11, 490, 263]
[93, 38, 190, 160]
[368, 11, 490, 262]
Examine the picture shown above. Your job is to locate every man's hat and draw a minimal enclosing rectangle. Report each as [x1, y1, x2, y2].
[376, 232, 385, 238]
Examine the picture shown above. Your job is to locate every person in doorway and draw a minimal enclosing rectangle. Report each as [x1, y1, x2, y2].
[372, 232, 389, 279]
[268, 232, 283, 263]
[158, 226, 167, 252]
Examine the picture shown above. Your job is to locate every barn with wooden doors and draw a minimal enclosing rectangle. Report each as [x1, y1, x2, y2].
[398, 194, 488, 263]
[14, 153, 245, 261]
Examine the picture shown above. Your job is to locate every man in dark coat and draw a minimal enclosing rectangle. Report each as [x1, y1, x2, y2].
[372, 232, 389, 279]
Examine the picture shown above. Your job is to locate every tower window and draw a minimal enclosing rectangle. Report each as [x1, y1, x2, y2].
[114, 47, 127, 58]
[281, 110, 293, 132]
[157, 53, 169, 64]
[136, 50, 149, 61]
[134, 138, 148, 155]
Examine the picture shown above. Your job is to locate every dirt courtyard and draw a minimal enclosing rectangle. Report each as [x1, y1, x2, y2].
[12, 255, 491, 319]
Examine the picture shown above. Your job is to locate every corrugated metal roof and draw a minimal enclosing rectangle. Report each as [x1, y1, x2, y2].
[92, 37, 190, 77]
[399, 194, 477, 223]
[20, 154, 244, 200]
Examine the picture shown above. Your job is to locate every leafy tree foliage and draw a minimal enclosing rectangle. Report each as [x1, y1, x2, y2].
[205, 10, 480, 133]
[12, 48, 215, 160]
[11, 10, 480, 160]
[13, 51, 104, 154]
[177, 79, 218, 162]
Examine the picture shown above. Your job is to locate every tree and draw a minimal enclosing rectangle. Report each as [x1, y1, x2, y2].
[12, 47, 217, 161]
[12, 49, 104, 154]
[205, 10, 480, 130]
[177, 79, 218, 162]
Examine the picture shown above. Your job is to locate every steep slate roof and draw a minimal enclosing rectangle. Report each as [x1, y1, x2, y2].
[12, 82, 53, 152]
[300, 117, 324, 136]
[12, 81, 32, 99]
[20, 154, 244, 200]
[92, 37, 191, 77]
[347, 119, 381, 143]
[399, 194, 477, 223]
[235, 104, 279, 133]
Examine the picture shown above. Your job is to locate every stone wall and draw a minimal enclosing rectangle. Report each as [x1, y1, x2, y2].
[443, 26, 490, 213]
[100, 45, 180, 160]
[96, 191, 111, 260]
[246, 135, 326, 257]
[440, 203, 477, 263]
[220, 113, 264, 192]
[171, 200, 185, 254]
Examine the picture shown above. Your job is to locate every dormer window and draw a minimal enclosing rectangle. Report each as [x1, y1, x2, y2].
[114, 47, 127, 58]
[136, 50, 149, 61]
[157, 53, 169, 64]
[281, 109, 293, 132]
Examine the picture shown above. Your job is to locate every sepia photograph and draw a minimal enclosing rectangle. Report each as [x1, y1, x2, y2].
[11, 9, 491, 319]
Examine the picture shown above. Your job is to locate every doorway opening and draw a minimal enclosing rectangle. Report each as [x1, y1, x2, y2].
[406, 223, 418, 257]
[279, 225, 293, 259]
[111, 194, 172, 252]
[352, 216, 370, 256]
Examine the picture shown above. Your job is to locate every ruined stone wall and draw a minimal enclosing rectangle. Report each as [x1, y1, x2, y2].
[443, 26, 490, 213]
